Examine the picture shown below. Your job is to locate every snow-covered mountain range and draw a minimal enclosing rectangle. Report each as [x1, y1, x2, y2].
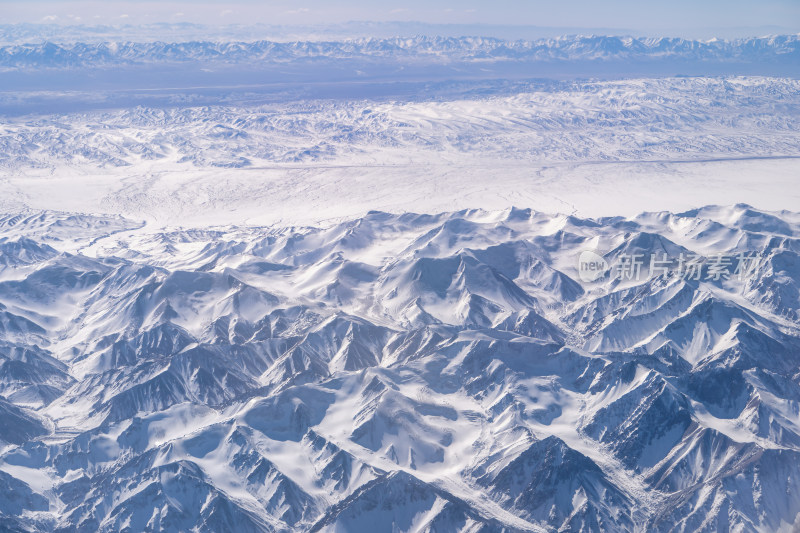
[1, 19, 799, 531]
[0, 205, 799, 532]
[4, 76, 800, 170]
[3, 22, 796, 45]
[1, 35, 798, 69]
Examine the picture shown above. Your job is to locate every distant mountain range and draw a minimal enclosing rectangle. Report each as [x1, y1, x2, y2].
[1, 34, 798, 69]
[1, 22, 798, 44]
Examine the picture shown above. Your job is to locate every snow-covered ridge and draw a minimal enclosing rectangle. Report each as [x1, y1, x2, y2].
[0, 205, 799, 531]
[1, 34, 798, 69]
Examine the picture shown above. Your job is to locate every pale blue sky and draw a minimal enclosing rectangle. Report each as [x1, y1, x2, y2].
[3, 0, 798, 35]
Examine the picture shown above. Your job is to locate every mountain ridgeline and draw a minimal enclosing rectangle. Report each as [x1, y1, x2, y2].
[1, 35, 798, 68]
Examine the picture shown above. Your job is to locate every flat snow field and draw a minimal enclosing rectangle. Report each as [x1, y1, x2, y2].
[3, 156, 798, 228]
